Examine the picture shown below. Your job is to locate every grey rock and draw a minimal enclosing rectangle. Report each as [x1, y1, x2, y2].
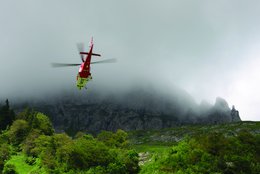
[13, 88, 241, 133]
[231, 105, 241, 122]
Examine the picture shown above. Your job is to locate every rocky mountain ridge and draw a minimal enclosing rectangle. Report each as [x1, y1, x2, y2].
[13, 87, 241, 134]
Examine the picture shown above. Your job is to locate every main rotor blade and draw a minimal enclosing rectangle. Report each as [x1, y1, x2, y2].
[91, 58, 117, 64]
[77, 43, 84, 52]
[51, 63, 81, 67]
[77, 43, 85, 62]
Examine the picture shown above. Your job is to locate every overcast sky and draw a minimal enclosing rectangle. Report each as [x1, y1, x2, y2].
[0, 0, 259, 121]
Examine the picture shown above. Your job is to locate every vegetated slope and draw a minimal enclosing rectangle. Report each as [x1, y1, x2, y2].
[129, 121, 260, 146]
[0, 101, 258, 174]
[13, 86, 240, 134]
[128, 121, 260, 174]
[0, 108, 140, 174]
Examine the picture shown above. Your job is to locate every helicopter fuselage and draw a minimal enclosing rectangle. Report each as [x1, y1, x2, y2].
[76, 40, 93, 90]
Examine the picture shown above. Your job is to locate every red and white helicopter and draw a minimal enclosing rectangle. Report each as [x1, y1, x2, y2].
[52, 37, 116, 90]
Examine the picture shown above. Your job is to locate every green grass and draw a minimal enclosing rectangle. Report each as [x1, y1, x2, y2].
[132, 144, 170, 153]
[5, 153, 47, 174]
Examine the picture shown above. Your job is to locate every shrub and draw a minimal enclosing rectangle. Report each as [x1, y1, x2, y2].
[0, 143, 10, 171]
[2, 164, 17, 174]
[25, 156, 36, 165]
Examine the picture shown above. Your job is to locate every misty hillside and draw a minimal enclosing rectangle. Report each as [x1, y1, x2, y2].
[13, 86, 240, 134]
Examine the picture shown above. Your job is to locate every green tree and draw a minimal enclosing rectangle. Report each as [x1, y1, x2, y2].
[86, 166, 106, 174]
[15, 107, 34, 124]
[16, 109, 54, 136]
[97, 129, 128, 148]
[22, 129, 42, 156]
[114, 129, 129, 148]
[2, 164, 17, 174]
[31, 113, 54, 136]
[97, 131, 116, 147]
[0, 99, 15, 131]
[123, 150, 140, 174]
[74, 131, 86, 139]
[30, 135, 52, 157]
[53, 133, 73, 166]
[8, 119, 30, 145]
[68, 138, 113, 170]
[0, 143, 10, 172]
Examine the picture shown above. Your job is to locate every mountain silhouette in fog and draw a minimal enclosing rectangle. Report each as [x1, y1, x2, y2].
[13, 86, 241, 134]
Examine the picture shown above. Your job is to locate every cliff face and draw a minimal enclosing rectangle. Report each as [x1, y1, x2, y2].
[203, 97, 234, 124]
[231, 105, 241, 122]
[14, 88, 241, 133]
